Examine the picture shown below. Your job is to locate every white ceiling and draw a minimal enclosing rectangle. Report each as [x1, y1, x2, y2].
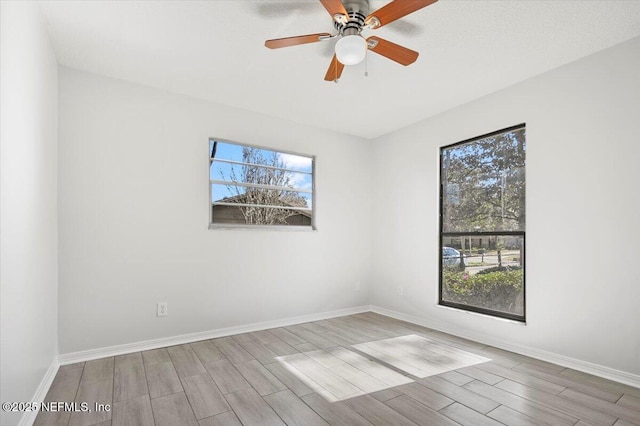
[40, 0, 640, 139]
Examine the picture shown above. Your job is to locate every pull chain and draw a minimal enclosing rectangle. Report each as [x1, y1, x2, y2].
[364, 52, 369, 77]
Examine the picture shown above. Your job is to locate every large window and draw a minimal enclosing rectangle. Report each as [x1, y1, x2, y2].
[209, 139, 315, 229]
[439, 124, 526, 321]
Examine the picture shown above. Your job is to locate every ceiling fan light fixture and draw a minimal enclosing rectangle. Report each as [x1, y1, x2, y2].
[335, 34, 367, 65]
[264, 0, 437, 81]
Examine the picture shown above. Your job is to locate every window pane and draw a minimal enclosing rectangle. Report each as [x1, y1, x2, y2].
[441, 235, 524, 317]
[209, 139, 314, 227]
[210, 166, 312, 192]
[212, 184, 311, 208]
[210, 141, 312, 173]
[440, 125, 525, 321]
[442, 128, 526, 233]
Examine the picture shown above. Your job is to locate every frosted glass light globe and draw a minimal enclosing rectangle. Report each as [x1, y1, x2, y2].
[335, 35, 367, 65]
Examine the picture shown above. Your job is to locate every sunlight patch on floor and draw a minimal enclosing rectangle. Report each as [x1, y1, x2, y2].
[352, 334, 491, 378]
[276, 334, 490, 402]
[276, 347, 412, 402]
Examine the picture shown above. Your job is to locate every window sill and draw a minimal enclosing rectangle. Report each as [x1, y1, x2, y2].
[435, 303, 526, 325]
[208, 224, 316, 232]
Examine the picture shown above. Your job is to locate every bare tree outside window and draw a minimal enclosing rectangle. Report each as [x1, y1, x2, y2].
[224, 147, 309, 225]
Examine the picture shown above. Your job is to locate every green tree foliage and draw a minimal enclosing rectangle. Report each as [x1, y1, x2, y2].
[443, 269, 524, 315]
[442, 128, 526, 232]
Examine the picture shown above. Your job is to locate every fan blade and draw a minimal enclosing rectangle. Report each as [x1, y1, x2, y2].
[366, 0, 437, 29]
[367, 36, 418, 65]
[319, 0, 348, 19]
[324, 55, 345, 81]
[265, 33, 331, 49]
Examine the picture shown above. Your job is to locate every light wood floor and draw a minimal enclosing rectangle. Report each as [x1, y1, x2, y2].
[35, 313, 640, 426]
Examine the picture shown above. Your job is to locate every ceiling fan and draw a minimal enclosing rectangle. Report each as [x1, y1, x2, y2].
[265, 0, 437, 82]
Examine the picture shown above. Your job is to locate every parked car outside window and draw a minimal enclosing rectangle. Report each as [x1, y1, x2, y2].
[443, 246, 465, 267]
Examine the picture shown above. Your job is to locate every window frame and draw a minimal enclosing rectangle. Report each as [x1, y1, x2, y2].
[438, 124, 526, 322]
[208, 138, 316, 231]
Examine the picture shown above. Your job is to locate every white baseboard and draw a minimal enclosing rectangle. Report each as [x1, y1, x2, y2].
[19, 358, 59, 426]
[370, 305, 640, 389]
[58, 305, 370, 365]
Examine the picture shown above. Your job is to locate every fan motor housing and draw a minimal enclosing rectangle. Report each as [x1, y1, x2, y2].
[334, 0, 369, 35]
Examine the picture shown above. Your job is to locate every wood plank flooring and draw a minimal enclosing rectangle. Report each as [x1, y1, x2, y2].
[35, 313, 640, 426]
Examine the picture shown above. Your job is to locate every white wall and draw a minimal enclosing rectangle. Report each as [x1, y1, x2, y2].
[372, 37, 640, 376]
[57, 68, 373, 354]
[0, 2, 59, 425]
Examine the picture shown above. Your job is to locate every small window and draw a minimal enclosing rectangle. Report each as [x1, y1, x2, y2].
[439, 124, 526, 321]
[209, 139, 315, 229]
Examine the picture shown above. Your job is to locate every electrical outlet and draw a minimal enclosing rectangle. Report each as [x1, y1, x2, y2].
[398, 286, 404, 296]
[157, 302, 168, 317]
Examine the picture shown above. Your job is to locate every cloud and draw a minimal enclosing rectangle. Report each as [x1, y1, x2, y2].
[278, 153, 313, 192]
[279, 153, 313, 171]
[288, 172, 312, 190]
